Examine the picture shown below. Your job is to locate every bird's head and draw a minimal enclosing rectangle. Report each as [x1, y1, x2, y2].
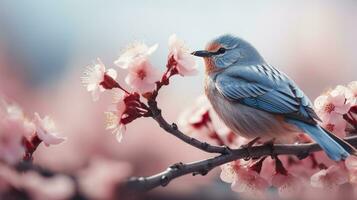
[192, 34, 264, 73]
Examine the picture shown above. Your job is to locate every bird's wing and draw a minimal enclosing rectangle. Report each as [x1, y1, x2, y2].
[215, 64, 320, 124]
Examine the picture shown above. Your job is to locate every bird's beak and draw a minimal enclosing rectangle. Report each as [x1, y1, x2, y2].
[191, 50, 212, 57]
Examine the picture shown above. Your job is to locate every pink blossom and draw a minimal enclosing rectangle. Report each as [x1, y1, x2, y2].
[314, 85, 352, 122]
[310, 164, 349, 190]
[345, 156, 357, 183]
[348, 81, 357, 103]
[124, 58, 160, 94]
[114, 42, 158, 69]
[271, 173, 304, 198]
[231, 167, 269, 198]
[220, 161, 269, 198]
[168, 34, 198, 76]
[178, 96, 242, 147]
[105, 90, 127, 142]
[22, 171, 75, 200]
[33, 112, 66, 146]
[0, 102, 33, 165]
[78, 157, 132, 199]
[81, 58, 118, 101]
[321, 112, 347, 137]
[220, 161, 240, 183]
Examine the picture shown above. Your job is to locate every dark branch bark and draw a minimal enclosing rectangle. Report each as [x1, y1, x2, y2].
[123, 136, 357, 193]
[147, 99, 228, 154]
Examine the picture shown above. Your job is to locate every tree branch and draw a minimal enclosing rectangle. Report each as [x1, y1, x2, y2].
[123, 135, 357, 192]
[147, 98, 228, 154]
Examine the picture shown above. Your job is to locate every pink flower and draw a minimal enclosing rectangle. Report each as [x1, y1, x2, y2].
[220, 161, 240, 183]
[345, 156, 357, 183]
[178, 96, 242, 147]
[220, 161, 269, 198]
[314, 85, 351, 122]
[22, 171, 75, 200]
[232, 167, 269, 198]
[81, 58, 118, 101]
[33, 112, 66, 146]
[348, 81, 357, 99]
[271, 173, 304, 198]
[105, 91, 127, 142]
[0, 102, 33, 165]
[321, 112, 347, 137]
[125, 58, 160, 94]
[314, 85, 352, 122]
[310, 164, 349, 190]
[114, 42, 158, 69]
[168, 34, 198, 76]
[78, 157, 132, 199]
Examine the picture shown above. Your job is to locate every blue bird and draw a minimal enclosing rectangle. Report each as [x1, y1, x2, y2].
[192, 34, 356, 161]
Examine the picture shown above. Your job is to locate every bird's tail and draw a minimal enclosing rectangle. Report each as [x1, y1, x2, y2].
[287, 119, 356, 161]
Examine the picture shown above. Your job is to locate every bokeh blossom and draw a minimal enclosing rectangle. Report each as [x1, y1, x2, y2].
[81, 58, 118, 101]
[310, 164, 349, 190]
[178, 95, 243, 147]
[220, 160, 269, 198]
[114, 42, 158, 69]
[348, 81, 357, 102]
[33, 112, 66, 147]
[167, 34, 198, 76]
[78, 157, 132, 199]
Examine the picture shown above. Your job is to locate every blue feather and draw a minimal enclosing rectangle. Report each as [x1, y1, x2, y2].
[287, 119, 349, 160]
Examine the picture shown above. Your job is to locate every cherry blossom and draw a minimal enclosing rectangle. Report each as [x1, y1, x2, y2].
[271, 173, 304, 198]
[231, 167, 269, 198]
[347, 81, 357, 102]
[81, 58, 118, 101]
[33, 112, 66, 147]
[105, 91, 148, 142]
[310, 164, 349, 190]
[0, 102, 32, 165]
[314, 85, 352, 123]
[167, 34, 198, 76]
[345, 155, 357, 183]
[114, 42, 158, 69]
[178, 96, 242, 147]
[124, 58, 160, 94]
[220, 160, 269, 198]
[321, 112, 348, 137]
[105, 90, 127, 142]
[78, 157, 132, 199]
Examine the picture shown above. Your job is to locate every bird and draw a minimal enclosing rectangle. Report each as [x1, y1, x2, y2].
[191, 34, 355, 161]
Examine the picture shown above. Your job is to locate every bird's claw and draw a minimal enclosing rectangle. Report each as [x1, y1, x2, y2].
[263, 138, 276, 158]
[241, 137, 261, 160]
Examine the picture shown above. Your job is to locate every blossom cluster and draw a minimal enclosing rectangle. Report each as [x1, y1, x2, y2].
[314, 82, 357, 137]
[81, 34, 198, 142]
[177, 82, 357, 199]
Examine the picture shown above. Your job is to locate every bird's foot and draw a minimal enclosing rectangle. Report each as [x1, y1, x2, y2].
[263, 138, 276, 158]
[241, 137, 261, 160]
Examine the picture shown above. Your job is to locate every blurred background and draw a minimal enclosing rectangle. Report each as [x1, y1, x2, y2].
[0, 0, 356, 199]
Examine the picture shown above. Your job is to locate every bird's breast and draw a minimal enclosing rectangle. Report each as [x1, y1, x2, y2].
[205, 77, 299, 143]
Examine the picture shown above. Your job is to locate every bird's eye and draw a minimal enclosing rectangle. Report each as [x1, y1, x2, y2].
[216, 47, 226, 54]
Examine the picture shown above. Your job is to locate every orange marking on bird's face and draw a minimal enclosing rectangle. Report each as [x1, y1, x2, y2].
[203, 42, 222, 74]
